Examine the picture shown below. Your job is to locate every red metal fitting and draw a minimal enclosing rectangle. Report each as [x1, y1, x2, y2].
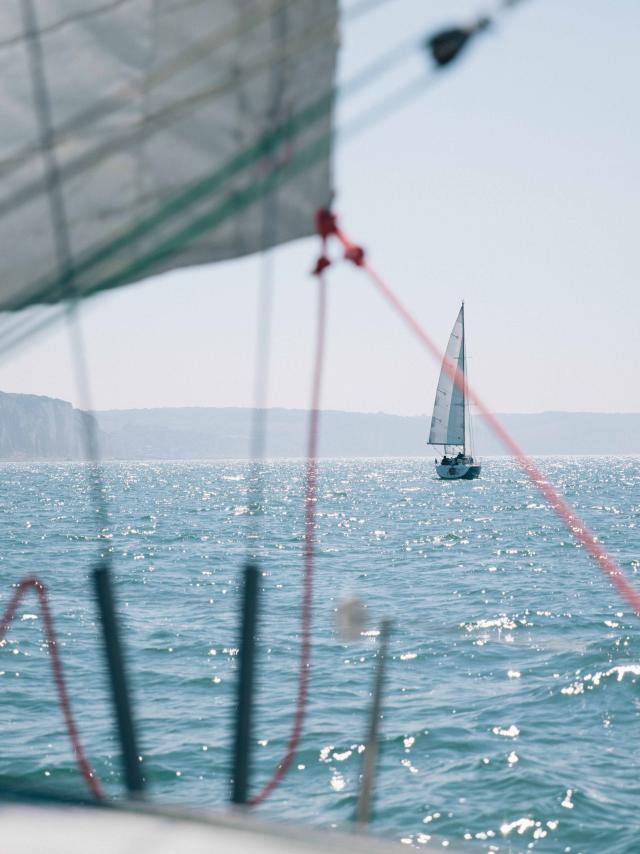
[344, 244, 365, 267]
[315, 208, 337, 239]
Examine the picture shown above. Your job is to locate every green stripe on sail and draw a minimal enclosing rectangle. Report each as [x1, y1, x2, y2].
[0, 128, 333, 360]
[12, 36, 424, 311]
[14, 90, 335, 311]
[81, 133, 333, 300]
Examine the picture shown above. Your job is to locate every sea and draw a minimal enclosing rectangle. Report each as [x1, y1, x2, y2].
[1, 457, 640, 853]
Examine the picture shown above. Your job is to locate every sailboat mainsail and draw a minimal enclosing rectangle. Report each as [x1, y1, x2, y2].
[428, 303, 481, 480]
[428, 305, 466, 448]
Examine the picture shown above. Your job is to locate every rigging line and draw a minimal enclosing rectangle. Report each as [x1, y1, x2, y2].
[337, 71, 437, 152]
[248, 237, 329, 807]
[0, 304, 67, 361]
[245, 272, 274, 529]
[0, 576, 103, 799]
[247, 248, 275, 500]
[343, 0, 397, 21]
[246, 5, 288, 543]
[21, 0, 109, 531]
[329, 220, 640, 617]
[4, 28, 424, 313]
[0, 303, 60, 348]
[65, 305, 110, 535]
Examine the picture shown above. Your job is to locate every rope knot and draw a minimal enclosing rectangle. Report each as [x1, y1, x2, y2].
[312, 255, 331, 276]
[315, 208, 337, 239]
[344, 243, 365, 267]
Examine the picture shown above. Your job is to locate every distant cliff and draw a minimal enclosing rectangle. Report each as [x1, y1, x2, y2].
[0, 391, 95, 460]
[0, 393, 639, 460]
[96, 407, 409, 459]
[97, 407, 640, 459]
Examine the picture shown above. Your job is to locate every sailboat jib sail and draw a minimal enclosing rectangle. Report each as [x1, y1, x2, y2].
[428, 305, 465, 447]
[0, 1, 338, 313]
[428, 303, 481, 481]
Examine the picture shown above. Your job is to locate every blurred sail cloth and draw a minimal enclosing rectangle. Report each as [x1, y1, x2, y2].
[0, 0, 337, 312]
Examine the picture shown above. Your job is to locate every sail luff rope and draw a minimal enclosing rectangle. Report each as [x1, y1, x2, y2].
[326, 215, 640, 616]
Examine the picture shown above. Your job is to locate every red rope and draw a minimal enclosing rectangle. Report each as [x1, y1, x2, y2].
[0, 576, 104, 798]
[325, 215, 640, 616]
[248, 233, 329, 806]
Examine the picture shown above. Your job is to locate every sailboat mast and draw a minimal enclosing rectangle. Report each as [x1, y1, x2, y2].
[461, 301, 466, 456]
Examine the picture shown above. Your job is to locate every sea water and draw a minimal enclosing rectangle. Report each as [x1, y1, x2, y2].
[1, 457, 639, 853]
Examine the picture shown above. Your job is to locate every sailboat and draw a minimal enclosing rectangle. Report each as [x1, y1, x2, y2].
[428, 303, 481, 480]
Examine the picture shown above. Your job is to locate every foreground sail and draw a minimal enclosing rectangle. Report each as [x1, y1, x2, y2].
[428, 303, 481, 480]
[0, 1, 337, 313]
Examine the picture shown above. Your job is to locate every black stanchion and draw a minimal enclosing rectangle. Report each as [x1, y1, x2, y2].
[231, 562, 259, 805]
[356, 618, 393, 827]
[93, 562, 144, 796]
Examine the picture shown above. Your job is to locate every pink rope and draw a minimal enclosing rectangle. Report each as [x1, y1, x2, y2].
[248, 254, 328, 806]
[0, 575, 104, 798]
[330, 221, 640, 616]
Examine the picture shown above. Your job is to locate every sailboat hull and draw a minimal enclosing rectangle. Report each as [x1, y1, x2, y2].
[435, 463, 481, 480]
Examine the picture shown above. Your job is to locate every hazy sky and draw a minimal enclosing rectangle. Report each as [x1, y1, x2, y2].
[0, 0, 638, 415]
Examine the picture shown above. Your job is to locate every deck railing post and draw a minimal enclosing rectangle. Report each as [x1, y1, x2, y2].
[231, 561, 259, 805]
[93, 561, 144, 796]
[356, 618, 393, 828]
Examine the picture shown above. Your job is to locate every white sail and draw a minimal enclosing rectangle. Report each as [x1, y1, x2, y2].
[428, 305, 466, 447]
[0, 1, 337, 312]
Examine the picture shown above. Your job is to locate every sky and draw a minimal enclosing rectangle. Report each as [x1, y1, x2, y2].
[0, 0, 638, 416]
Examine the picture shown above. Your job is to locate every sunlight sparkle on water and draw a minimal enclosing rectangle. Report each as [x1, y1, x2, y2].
[2, 457, 640, 853]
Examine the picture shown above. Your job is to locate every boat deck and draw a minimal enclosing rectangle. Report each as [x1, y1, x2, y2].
[0, 800, 466, 854]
